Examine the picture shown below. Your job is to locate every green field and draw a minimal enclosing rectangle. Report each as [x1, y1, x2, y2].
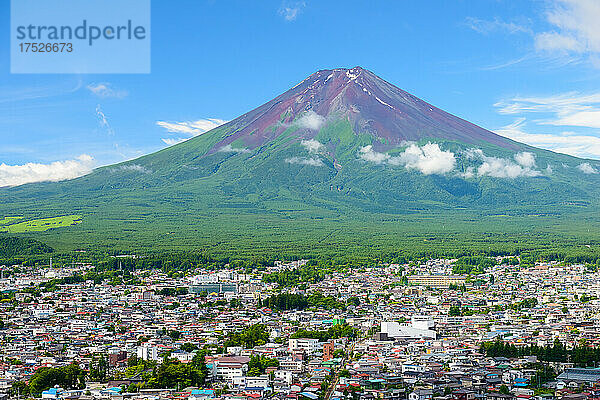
[0, 215, 82, 233]
[0, 216, 23, 225]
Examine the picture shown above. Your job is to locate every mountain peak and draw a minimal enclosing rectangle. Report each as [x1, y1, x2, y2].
[211, 67, 520, 152]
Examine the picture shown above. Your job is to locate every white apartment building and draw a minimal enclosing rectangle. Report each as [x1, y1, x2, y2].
[214, 356, 250, 382]
[137, 345, 158, 361]
[279, 359, 303, 373]
[274, 370, 293, 384]
[288, 338, 321, 354]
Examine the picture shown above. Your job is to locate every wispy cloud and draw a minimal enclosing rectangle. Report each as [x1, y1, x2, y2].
[466, 1, 600, 68]
[495, 92, 600, 117]
[479, 55, 532, 71]
[494, 93, 600, 159]
[95, 105, 115, 136]
[161, 137, 187, 146]
[285, 156, 324, 166]
[300, 139, 325, 154]
[157, 118, 227, 146]
[0, 78, 82, 103]
[0, 155, 94, 187]
[87, 83, 128, 99]
[465, 17, 531, 35]
[534, 0, 600, 66]
[157, 118, 227, 135]
[548, 111, 600, 128]
[109, 164, 151, 174]
[218, 144, 251, 153]
[497, 119, 600, 159]
[535, 31, 585, 52]
[279, 1, 305, 21]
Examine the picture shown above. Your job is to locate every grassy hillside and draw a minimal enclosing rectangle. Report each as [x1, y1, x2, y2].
[1, 119, 600, 258]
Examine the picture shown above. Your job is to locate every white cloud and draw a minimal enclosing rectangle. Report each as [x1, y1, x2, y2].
[496, 117, 600, 159]
[0, 155, 94, 187]
[461, 166, 476, 179]
[494, 93, 600, 159]
[300, 139, 325, 154]
[495, 92, 600, 116]
[466, 149, 542, 178]
[359, 143, 456, 175]
[0, 79, 82, 104]
[514, 151, 537, 168]
[389, 143, 456, 175]
[95, 105, 114, 136]
[157, 118, 227, 146]
[219, 144, 251, 153]
[468, 2, 600, 67]
[279, 1, 305, 21]
[478, 157, 540, 178]
[534, 0, 600, 65]
[161, 137, 188, 146]
[549, 110, 600, 128]
[285, 156, 324, 167]
[87, 83, 128, 98]
[283, 138, 326, 166]
[117, 164, 151, 174]
[535, 31, 585, 52]
[358, 144, 544, 178]
[358, 145, 390, 165]
[156, 118, 227, 135]
[578, 162, 598, 173]
[295, 111, 325, 131]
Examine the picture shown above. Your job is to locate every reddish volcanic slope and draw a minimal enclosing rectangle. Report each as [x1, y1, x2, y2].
[213, 66, 519, 151]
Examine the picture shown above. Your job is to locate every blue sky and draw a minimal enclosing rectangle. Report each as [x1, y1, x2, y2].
[2, 0, 600, 185]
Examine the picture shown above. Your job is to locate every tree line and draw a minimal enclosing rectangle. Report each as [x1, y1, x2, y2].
[291, 323, 358, 341]
[259, 292, 346, 311]
[481, 339, 600, 367]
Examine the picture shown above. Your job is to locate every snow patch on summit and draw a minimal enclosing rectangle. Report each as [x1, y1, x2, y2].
[346, 68, 361, 80]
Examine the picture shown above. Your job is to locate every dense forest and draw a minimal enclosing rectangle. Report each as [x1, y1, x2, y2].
[0, 237, 53, 258]
[2, 235, 600, 275]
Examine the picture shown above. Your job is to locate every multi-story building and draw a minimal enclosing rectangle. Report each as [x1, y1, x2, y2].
[406, 275, 466, 287]
[288, 338, 321, 355]
[323, 340, 334, 361]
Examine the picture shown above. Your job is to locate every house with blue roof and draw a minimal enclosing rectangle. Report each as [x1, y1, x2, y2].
[41, 387, 64, 400]
[101, 387, 123, 397]
[189, 389, 215, 400]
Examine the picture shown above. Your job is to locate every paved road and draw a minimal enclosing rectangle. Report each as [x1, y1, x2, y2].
[325, 339, 358, 400]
